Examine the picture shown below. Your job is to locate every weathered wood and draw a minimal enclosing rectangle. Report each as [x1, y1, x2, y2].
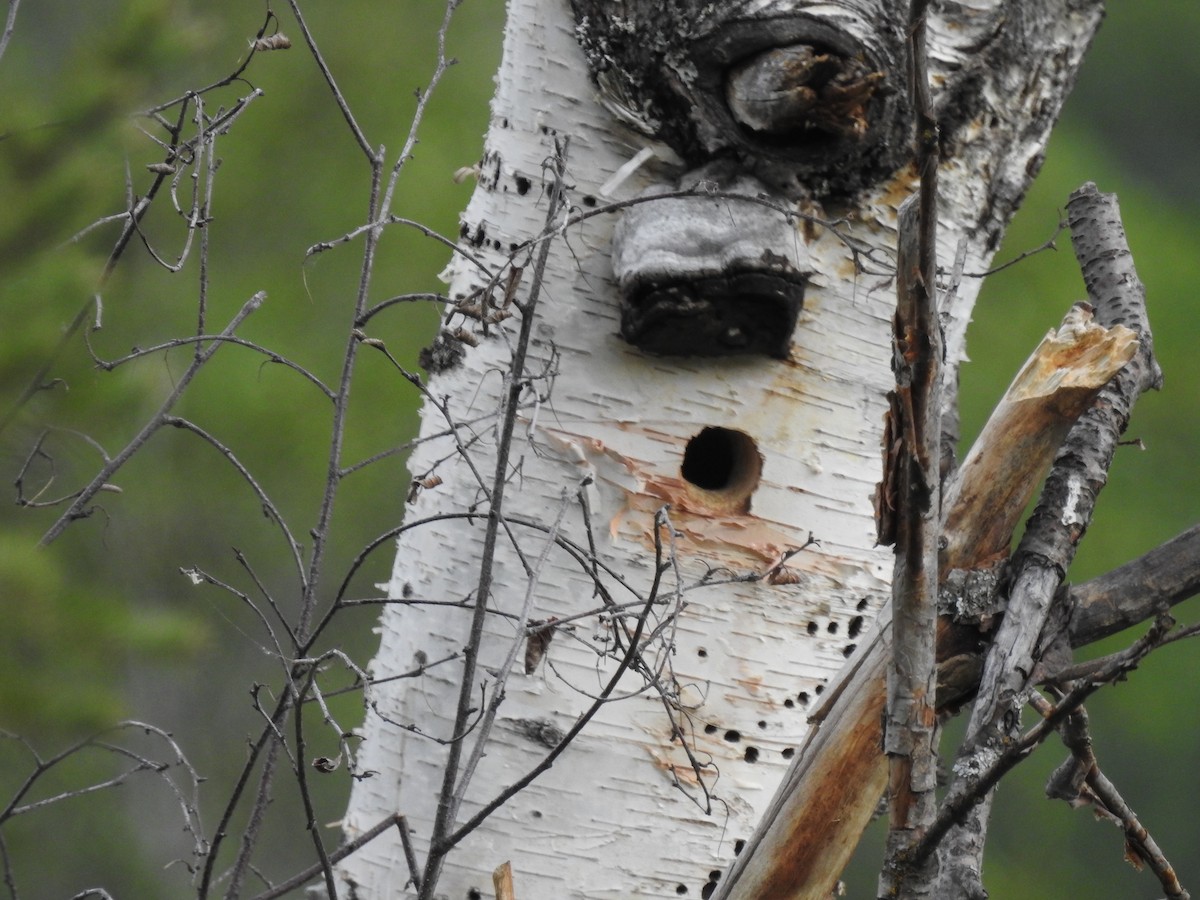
[881, 185, 941, 894]
[941, 307, 1138, 570]
[714, 299, 1132, 899]
[494, 861, 517, 900]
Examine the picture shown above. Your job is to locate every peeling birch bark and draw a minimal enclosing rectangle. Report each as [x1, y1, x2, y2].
[336, 1, 1104, 898]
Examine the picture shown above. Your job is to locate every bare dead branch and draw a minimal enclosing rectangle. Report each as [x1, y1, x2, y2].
[39, 291, 267, 546]
[1068, 524, 1200, 647]
[916, 614, 1175, 867]
[880, 13, 943, 875]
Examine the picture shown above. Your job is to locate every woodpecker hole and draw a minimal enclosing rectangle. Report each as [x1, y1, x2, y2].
[680, 427, 762, 514]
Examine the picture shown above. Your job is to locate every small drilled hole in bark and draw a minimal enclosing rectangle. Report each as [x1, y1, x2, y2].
[857, 597, 869, 612]
[827, 621, 838, 634]
[842, 643, 856, 657]
[704, 723, 718, 735]
[757, 720, 768, 729]
[676, 886, 688, 895]
[697, 647, 708, 658]
[680, 427, 762, 513]
[467, 890, 482, 900]
[797, 691, 810, 705]
[815, 684, 825, 695]
[782, 747, 795, 759]
[849, 615, 864, 637]
[515, 175, 532, 195]
[734, 839, 747, 855]
[783, 697, 795, 709]
[744, 746, 760, 763]
[806, 621, 818, 635]
[724, 729, 741, 743]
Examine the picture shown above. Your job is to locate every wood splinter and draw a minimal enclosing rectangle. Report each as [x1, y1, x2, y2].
[493, 861, 516, 900]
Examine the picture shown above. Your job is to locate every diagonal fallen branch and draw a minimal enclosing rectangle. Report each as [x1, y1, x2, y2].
[714, 183, 1170, 900]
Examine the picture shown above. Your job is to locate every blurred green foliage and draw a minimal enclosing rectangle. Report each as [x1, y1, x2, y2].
[1, 0, 1197, 897]
[1, 0, 500, 893]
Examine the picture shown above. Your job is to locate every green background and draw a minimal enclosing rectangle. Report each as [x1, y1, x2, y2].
[1, 1, 1196, 897]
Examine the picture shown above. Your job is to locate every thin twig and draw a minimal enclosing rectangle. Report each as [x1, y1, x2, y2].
[448, 489, 573, 820]
[248, 813, 415, 900]
[291, 670, 338, 898]
[0, 0, 19, 65]
[284, 0, 374, 160]
[38, 292, 266, 545]
[419, 138, 570, 899]
[435, 507, 675, 856]
[165, 417, 308, 599]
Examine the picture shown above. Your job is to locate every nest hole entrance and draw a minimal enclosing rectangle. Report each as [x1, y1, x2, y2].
[680, 427, 762, 514]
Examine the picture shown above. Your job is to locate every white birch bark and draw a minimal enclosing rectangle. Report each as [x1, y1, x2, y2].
[337, 1, 1101, 897]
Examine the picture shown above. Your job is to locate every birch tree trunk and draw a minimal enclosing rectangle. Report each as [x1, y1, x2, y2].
[338, 1, 1103, 897]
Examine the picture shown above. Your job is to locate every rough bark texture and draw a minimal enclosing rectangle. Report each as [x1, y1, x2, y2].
[336, 1, 1103, 897]
[881, 192, 942, 897]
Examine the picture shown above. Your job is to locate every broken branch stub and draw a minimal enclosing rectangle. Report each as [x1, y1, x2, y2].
[940, 304, 1138, 571]
[571, 0, 908, 196]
